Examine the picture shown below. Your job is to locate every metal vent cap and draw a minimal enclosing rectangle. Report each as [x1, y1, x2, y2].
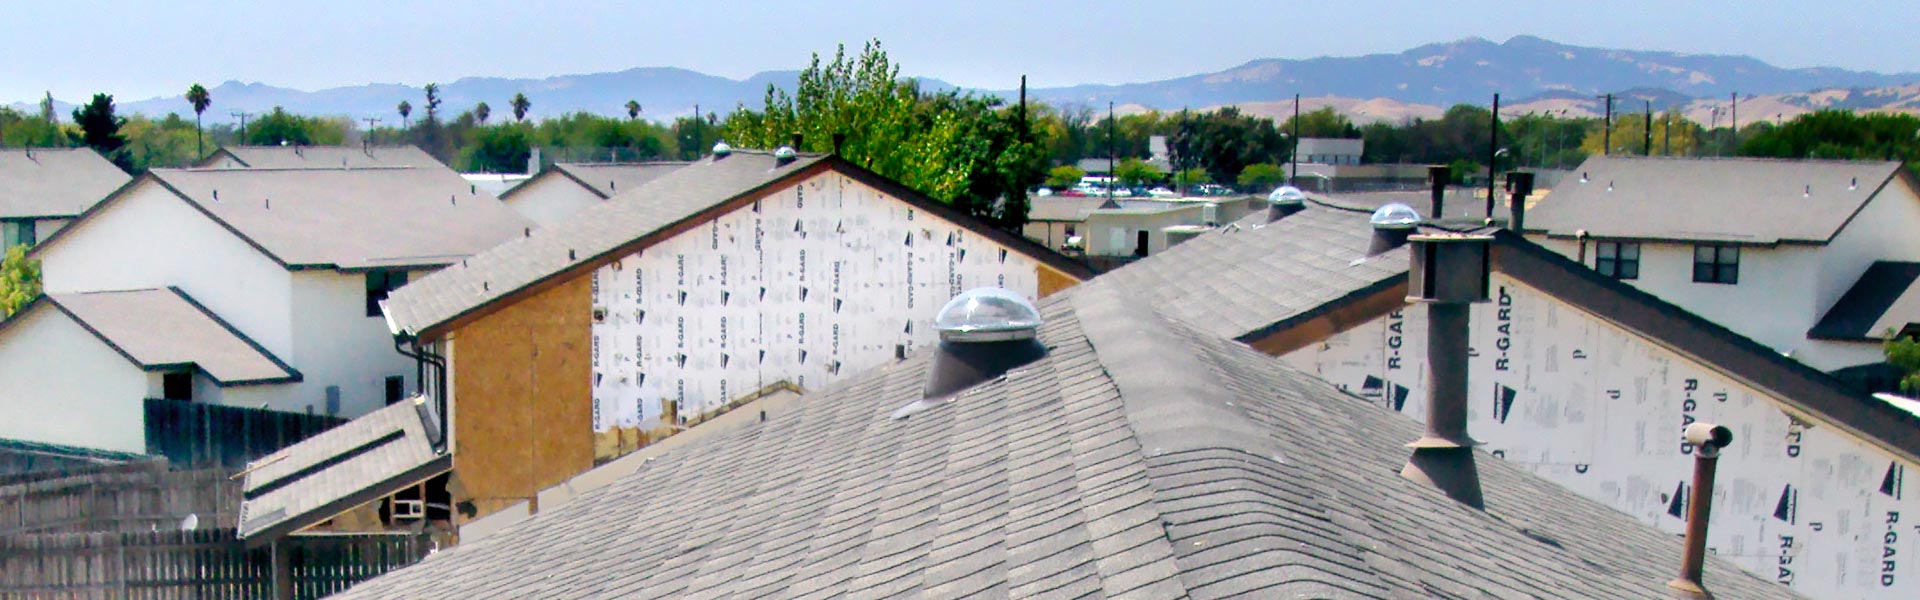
[1268, 185, 1306, 206]
[935, 288, 1042, 342]
[1370, 203, 1421, 230]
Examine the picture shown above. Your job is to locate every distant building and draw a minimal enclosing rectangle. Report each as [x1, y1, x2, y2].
[1294, 137, 1365, 165]
[498, 161, 687, 226]
[15, 165, 530, 455]
[1524, 157, 1920, 379]
[0, 148, 130, 248]
[1022, 196, 1261, 256]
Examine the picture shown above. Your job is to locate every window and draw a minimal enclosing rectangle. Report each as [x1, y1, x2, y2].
[1135, 230, 1150, 257]
[1064, 223, 1076, 237]
[386, 376, 406, 405]
[0, 220, 34, 248]
[365, 270, 408, 317]
[1693, 245, 1740, 284]
[162, 372, 192, 401]
[1595, 242, 1640, 280]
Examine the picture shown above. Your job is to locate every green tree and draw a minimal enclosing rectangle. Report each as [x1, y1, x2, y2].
[0, 245, 41, 320]
[39, 92, 56, 123]
[1113, 158, 1163, 187]
[722, 40, 1044, 229]
[1739, 111, 1920, 177]
[1237, 163, 1289, 190]
[474, 102, 491, 125]
[1280, 107, 1360, 138]
[1888, 335, 1920, 394]
[423, 84, 443, 122]
[72, 94, 130, 170]
[397, 100, 412, 129]
[510, 93, 530, 122]
[1173, 168, 1211, 187]
[185, 83, 211, 158]
[626, 100, 641, 120]
[461, 124, 534, 173]
[1045, 165, 1085, 189]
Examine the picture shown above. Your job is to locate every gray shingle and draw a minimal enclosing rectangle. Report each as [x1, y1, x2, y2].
[0, 148, 130, 219]
[1528, 156, 1905, 244]
[41, 287, 297, 384]
[204, 145, 445, 170]
[326, 284, 1801, 600]
[545, 162, 690, 198]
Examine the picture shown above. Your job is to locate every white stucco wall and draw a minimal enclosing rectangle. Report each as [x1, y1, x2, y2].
[587, 171, 1045, 429]
[502, 176, 603, 228]
[36, 181, 297, 360]
[287, 270, 419, 417]
[0, 307, 149, 453]
[1286, 273, 1920, 599]
[1085, 207, 1205, 257]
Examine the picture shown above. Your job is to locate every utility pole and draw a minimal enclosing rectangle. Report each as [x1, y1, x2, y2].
[360, 117, 382, 151]
[1290, 93, 1300, 184]
[1729, 92, 1739, 155]
[1643, 100, 1653, 156]
[231, 110, 254, 143]
[1663, 112, 1672, 156]
[1108, 101, 1116, 202]
[1596, 94, 1613, 155]
[1486, 93, 1499, 217]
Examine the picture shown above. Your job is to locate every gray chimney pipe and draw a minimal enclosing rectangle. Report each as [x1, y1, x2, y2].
[1428, 165, 1451, 218]
[1505, 171, 1535, 232]
[1401, 233, 1494, 509]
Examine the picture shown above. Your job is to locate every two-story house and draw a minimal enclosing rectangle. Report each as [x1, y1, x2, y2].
[498, 161, 688, 226]
[4, 165, 530, 456]
[1522, 157, 1920, 379]
[0, 148, 131, 248]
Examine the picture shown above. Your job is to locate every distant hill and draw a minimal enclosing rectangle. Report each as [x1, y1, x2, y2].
[10, 35, 1919, 125]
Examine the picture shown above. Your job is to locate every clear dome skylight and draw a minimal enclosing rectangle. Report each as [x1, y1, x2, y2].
[774, 146, 797, 160]
[711, 141, 733, 157]
[1370, 203, 1421, 229]
[934, 288, 1043, 342]
[1268, 185, 1306, 205]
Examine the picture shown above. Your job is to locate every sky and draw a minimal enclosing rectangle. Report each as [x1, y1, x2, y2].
[7, 0, 1920, 103]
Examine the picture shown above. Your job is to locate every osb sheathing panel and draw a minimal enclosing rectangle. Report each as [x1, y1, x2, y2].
[1037, 264, 1080, 298]
[450, 275, 592, 514]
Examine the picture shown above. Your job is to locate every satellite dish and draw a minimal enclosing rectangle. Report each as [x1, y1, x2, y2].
[180, 513, 199, 531]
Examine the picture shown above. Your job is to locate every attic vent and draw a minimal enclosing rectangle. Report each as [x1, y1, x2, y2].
[1368, 203, 1419, 256]
[920, 288, 1047, 400]
[712, 141, 733, 158]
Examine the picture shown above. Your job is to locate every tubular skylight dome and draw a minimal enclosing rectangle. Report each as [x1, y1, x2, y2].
[1268, 185, 1306, 206]
[934, 288, 1042, 342]
[711, 141, 732, 157]
[774, 146, 797, 160]
[1370, 203, 1421, 230]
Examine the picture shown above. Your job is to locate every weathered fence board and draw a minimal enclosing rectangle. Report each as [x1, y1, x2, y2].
[144, 399, 345, 471]
[0, 529, 427, 599]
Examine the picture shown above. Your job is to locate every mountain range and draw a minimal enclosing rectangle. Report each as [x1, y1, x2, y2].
[12, 36, 1920, 126]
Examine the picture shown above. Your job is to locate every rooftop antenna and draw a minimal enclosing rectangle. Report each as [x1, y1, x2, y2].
[1486, 93, 1500, 217]
[231, 110, 254, 142]
[1290, 93, 1300, 183]
[1107, 101, 1116, 203]
[1730, 93, 1739, 154]
[1644, 100, 1654, 156]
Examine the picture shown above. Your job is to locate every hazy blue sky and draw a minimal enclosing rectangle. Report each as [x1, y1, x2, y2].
[7, 0, 1917, 103]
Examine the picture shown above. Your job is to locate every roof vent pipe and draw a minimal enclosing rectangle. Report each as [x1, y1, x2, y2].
[1367, 203, 1420, 255]
[1669, 422, 1734, 599]
[1266, 186, 1306, 221]
[921, 288, 1047, 399]
[832, 133, 846, 155]
[1401, 232, 1494, 509]
[790, 133, 804, 150]
[1428, 165, 1451, 218]
[1505, 171, 1534, 232]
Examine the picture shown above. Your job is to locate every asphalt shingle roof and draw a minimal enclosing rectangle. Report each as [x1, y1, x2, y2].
[136, 166, 531, 270]
[204, 145, 446, 170]
[39, 287, 297, 384]
[1527, 156, 1906, 244]
[380, 150, 832, 337]
[546, 161, 690, 198]
[1809, 260, 1920, 341]
[330, 285, 1799, 599]
[0, 148, 131, 219]
[237, 398, 449, 540]
[1090, 200, 1409, 342]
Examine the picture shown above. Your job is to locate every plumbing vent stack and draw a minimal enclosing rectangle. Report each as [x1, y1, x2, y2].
[1401, 232, 1494, 509]
[1669, 422, 1734, 599]
[1505, 171, 1535, 232]
[1428, 165, 1451, 218]
[921, 288, 1047, 399]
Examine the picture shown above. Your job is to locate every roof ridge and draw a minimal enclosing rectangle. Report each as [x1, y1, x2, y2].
[1592, 154, 1903, 167]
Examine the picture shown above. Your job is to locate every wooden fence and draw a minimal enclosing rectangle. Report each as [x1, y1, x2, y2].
[1, 464, 238, 536]
[143, 400, 345, 471]
[0, 529, 429, 599]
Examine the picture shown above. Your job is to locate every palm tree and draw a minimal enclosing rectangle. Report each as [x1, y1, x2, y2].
[510, 93, 530, 123]
[185, 83, 211, 158]
[626, 100, 641, 120]
[475, 102, 491, 125]
[397, 100, 412, 129]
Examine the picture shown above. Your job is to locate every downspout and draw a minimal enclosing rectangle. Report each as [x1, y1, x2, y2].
[394, 335, 449, 451]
